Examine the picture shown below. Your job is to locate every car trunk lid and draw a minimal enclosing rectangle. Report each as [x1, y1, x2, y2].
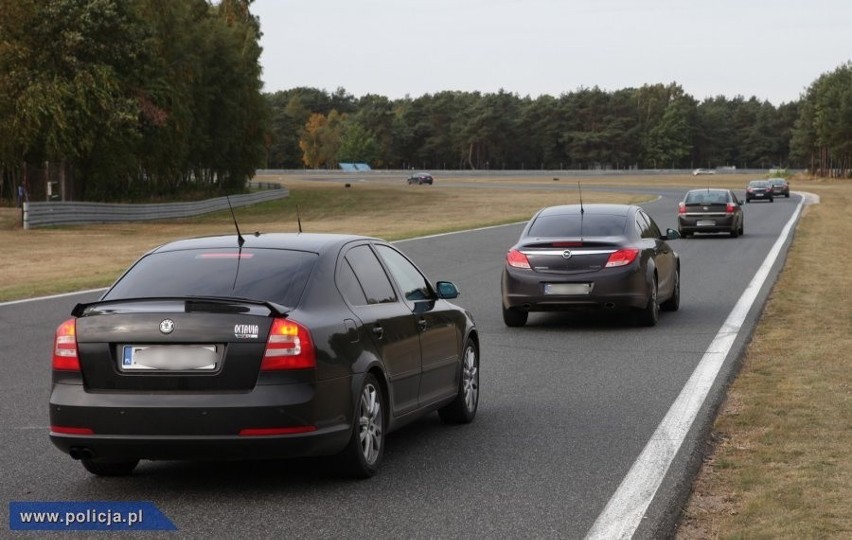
[73, 298, 280, 391]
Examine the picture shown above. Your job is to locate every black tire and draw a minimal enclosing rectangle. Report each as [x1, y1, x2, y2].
[746, 199, 750, 204]
[739, 221, 744, 236]
[678, 228, 691, 238]
[81, 458, 139, 477]
[338, 373, 385, 478]
[439, 339, 479, 424]
[660, 268, 680, 312]
[502, 305, 528, 327]
[636, 277, 659, 327]
[730, 225, 739, 238]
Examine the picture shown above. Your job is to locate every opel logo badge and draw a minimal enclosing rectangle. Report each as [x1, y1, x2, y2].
[562, 250, 573, 260]
[159, 319, 175, 334]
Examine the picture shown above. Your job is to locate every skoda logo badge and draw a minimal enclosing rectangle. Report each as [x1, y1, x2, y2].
[562, 250, 573, 260]
[159, 319, 175, 334]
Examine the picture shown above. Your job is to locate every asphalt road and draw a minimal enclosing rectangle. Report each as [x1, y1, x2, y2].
[0, 189, 800, 538]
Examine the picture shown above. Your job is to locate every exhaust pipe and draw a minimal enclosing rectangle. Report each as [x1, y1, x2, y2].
[69, 447, 96, 460]
[604, 302, 616, 309]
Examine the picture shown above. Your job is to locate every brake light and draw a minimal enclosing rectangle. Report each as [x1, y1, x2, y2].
[726, 203, 735, 213]
[52, 318, 80, 371]
[507, 249, 531, 269]
[605, 248, 639, 268]
[678, 202, 686, 214]
[50, 425, 94, 435]
[261, 318, 315, 370]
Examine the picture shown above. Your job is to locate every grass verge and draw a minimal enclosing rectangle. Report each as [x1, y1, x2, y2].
[0, 177, 648, 301]
[676, 178, 851, 538]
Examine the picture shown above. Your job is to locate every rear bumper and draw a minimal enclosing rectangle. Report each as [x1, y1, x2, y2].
[49, 378, 353, 461]
[678, 214, 737, 233]
[501, 265, 648, 312]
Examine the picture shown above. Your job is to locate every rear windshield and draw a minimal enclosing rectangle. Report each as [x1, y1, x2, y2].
[527, 215, 627, 237]
[684, 191, 730, 204]
[103, 248, 317, 308]
[749, 181, 770, 187]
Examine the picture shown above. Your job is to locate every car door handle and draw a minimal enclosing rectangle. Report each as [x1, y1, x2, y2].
[417, 319, 427, 331]
[372, 325, 384, 340]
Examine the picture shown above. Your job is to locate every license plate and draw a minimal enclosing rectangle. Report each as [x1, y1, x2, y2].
[697, 220, 715, 227]
[544, 283, 592, 295]
[755, 193, 764, 197]
[121, 345, 218, 371]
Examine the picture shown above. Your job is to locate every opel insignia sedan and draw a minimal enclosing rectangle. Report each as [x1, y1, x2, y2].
[501, 204, 680, 328]
[678, 188, 744, 238]
[50, 233, 479, 478]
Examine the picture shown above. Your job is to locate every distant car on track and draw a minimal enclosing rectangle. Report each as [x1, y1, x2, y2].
[407, 172, 433, 185]
[767, 177, 790, 198]
[49, 233, 479, 478]
[501, 204, 680, 328]
[692, 168, 716, 176]
[678, 188, 744, 238]
[746, 180, 774, 203]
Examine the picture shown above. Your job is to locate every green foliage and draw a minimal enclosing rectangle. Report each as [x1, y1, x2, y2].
[0, 0, 267, 202]
[791, 61, 852, 177]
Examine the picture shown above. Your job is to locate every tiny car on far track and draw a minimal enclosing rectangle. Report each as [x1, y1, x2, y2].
[50, 233, 479, 478]
[501, 204, 680, 328]
[406, 172, 434, 185]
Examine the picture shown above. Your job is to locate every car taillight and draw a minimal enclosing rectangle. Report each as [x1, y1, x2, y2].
[52, 318, 80, 371]
[50, 425, 94, 435]
[605, 248, 639, 268]
[726, 203, 735, 213]
[261, 318, 315, 370]
[678, 202, 686, 214]
[747, 188, 754, 192]
[507, 249, 531, 269]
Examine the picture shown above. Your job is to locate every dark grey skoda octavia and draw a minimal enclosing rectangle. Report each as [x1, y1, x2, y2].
[50, 233, 479, 478]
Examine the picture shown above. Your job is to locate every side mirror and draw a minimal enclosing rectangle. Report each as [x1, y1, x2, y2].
[436, 281, 459, 299]
[664, 228, 681, 240]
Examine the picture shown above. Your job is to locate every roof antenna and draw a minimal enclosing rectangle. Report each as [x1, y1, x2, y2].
[578, 181, 585, 243]
[226, 195, 245, 247]
[296, 205, 303, 233]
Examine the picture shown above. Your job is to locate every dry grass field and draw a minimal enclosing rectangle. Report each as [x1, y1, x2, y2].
[1, 173, 847, 537]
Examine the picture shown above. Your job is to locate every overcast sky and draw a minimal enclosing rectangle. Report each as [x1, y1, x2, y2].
[251, 0, 851, 105]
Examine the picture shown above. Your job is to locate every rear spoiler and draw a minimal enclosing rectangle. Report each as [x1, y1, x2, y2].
[72, 296, 290, 318]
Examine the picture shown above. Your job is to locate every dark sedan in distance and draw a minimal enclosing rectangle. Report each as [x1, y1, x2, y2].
[767, 177, 790, 198]
[50, 233, 479, 478]
[501, 204, 680, 327]
[406, 172, 433, 185]
[746, 180, 774, 203]
[678, 188, 744, 238]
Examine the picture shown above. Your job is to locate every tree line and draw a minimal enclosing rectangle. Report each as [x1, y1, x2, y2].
[1, 0, 848, 205]
[267, 62, 850, 177]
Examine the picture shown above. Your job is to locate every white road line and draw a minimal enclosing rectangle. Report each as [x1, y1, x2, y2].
[0, 288, 108, 308]
[586, 199, 804, 539]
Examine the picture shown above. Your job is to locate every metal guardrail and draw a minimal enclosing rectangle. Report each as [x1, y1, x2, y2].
[22, 188, 288, 230]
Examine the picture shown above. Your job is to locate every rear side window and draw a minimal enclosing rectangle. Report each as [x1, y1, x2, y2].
[527, 215, 627, 237]
[344, 245, 397, 305]
[103, 248, 317, 308]
[337, 259, 369, 306]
